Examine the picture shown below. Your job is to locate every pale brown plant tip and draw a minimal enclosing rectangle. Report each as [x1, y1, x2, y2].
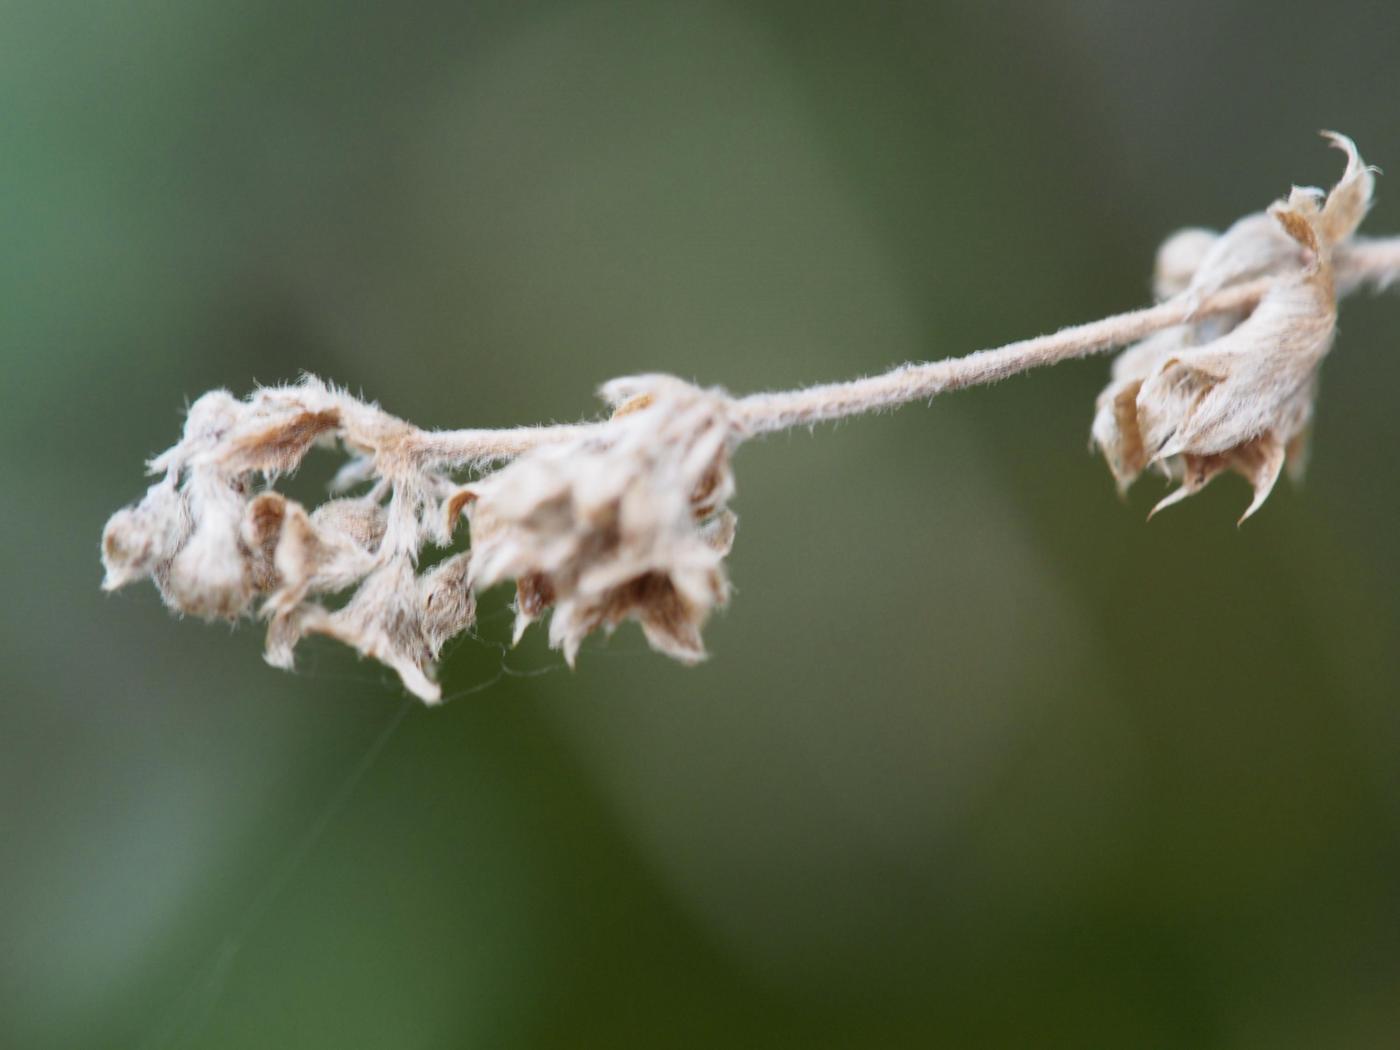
[1093, 133, 1375, 522]
[99, 378, 482, 700]
[101, 480, 188, 592]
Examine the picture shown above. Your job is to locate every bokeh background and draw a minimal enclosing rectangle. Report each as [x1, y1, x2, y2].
[4, 1, 1400, 1046]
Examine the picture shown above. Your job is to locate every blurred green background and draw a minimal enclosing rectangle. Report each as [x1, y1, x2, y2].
[4, 1, 1400, 1046]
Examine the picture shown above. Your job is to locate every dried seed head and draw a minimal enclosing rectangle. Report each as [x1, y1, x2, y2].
[454, 375, 739, 666]
[100, 372, 741, 698]
[100, 378, 477, 701]
[1093, 133, 1374, 521]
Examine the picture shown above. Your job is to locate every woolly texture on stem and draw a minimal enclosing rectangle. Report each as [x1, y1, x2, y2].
[732, 278, 1275, 433]
[101, 133, 1400, 701]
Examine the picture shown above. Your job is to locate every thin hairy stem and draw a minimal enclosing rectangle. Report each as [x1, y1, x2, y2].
[411, 423, 600, 468]
[733, 279, 1274, 433]
[401, 236, 1400, 462]
[97, 135, 1400, 697]
[1337, 235, 1400, 291]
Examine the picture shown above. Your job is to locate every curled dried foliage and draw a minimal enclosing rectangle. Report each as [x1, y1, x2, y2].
[1093, 132, 1375, 521]
[102, 133, 1398, 701]
[101, 378, 474, 701]
[102, 374, 740, 699]
[450, 375, 740, 666]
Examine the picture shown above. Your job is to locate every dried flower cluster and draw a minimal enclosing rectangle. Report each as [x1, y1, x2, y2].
[1091, 133, 1375, 520]
[102, 133, 1400, 701]
[449, 375, 740, 667]
[103, 375, 741, 701]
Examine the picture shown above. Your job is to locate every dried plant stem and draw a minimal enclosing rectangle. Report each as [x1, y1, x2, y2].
[411, 423, 599, 469]
[408, 235, 1400, 462]
[1337, 236, 1400, 291]
[734, 278, 1278, 433]
[408, 276, 1273, 464]
[97, 136, 1400, 699]
[370, 231, 1400, 472]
